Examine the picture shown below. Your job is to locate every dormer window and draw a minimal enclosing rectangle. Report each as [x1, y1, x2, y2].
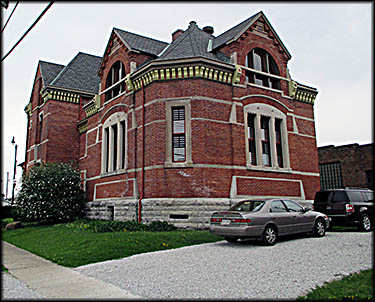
[105, 61, 126, 102]
[245, 48, 280, 90]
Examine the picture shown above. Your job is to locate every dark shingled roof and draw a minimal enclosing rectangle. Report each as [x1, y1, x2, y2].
[155, 21, 230, 64]
[114, 28, 168, 56]
[39, 61, 65, 88]
[212, 11, 259, 50]
[49, 52, 102, 94]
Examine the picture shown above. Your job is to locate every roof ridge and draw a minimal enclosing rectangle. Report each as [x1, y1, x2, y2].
[49, 52, 81, 87]
[113, 27, 168, 45]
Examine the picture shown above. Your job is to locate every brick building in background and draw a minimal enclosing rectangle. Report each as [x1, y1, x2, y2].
[318, 143, 374, 191]
[23, 11, 320, 228]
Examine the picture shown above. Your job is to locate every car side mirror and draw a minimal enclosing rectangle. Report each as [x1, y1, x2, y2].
[303, 207, 310, 213]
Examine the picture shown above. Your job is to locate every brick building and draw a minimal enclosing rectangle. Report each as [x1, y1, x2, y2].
[318, 143, 374, 191]
[24, 11, 320, 228]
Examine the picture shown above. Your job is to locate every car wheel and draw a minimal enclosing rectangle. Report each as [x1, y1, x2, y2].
[359, 213, 371, 232]
[224, 237, 238, 243]
[262, 225, 277, 246]
[313, 219, 326, 237]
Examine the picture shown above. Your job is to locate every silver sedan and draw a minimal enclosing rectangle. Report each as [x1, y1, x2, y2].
[209, 199, 331, 245]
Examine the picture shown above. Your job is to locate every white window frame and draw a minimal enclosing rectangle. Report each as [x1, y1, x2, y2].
[165, 99, 193, 168]
[244, 103, 290, 172]
[101, 112, 127, 174]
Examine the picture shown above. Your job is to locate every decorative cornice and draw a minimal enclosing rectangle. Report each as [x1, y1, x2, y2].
[42, 89, 80, 104]
[83, 94, 100, 118]
[77, 119, 88, 134]
[288, 80, 318, 104]
[24, 102, 32, 116]
[126, 63, 241, 92]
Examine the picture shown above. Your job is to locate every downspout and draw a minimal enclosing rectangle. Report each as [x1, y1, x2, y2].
[138, 80, 146, 222]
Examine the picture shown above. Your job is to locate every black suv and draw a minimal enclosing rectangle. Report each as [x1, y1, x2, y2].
[313, 188, 373, 231]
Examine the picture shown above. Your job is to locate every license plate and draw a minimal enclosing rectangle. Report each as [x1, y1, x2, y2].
[221, 219, 231, 225]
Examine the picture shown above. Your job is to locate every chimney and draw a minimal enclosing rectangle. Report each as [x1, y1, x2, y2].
[203, 26, 214, 35]
[172, 29, 184, 41]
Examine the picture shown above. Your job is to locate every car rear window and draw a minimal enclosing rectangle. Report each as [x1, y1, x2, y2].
[314, 191, 333, 204]
[346, 191, 364, 202]
[230, 200, 265, 212]
[364, 192, 374, 202]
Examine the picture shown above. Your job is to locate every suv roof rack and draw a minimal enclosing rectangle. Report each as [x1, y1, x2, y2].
[344, 187, 372, 191]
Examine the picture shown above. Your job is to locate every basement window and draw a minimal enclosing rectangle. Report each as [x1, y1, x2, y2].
[170, 214, 189, 220]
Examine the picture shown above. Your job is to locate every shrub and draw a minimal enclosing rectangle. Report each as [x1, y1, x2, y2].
[68, 219, 177, 232]
[16, 162, 85, 223]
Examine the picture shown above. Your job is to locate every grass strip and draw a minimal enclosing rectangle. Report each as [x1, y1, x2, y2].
[2, 223, 222, 267]
[298, 269, 373, 301]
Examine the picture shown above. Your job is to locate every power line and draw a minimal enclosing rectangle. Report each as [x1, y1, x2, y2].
[2, 1, 19, 33]
[1, 2, 54, 62]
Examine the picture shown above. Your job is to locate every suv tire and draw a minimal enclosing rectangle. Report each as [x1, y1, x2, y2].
[359, 213, 371, 232]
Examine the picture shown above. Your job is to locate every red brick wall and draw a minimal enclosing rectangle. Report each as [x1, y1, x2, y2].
[318, 144, 374, 189]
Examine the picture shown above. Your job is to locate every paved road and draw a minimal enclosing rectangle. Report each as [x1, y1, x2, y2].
[75, 231, 373, 300]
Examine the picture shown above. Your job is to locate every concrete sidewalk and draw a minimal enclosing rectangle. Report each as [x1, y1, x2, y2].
[2, 241, 142, 300]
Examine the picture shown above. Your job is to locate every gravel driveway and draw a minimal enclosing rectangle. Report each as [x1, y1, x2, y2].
[75, 231, 373, 300]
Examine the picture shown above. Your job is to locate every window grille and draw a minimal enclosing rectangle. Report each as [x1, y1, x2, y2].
[319, 162, 343, 190]
[172, 107, 186, 162]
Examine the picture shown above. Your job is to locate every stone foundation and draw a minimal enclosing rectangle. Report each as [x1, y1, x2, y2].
[84, 198, 313, 229]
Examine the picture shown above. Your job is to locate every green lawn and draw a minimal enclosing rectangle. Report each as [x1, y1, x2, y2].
[2, 221, 373, 300]
[298, 269, 373, 301]
[2, 222, 222, 267]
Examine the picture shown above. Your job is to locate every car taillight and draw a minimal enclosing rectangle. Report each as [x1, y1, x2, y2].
[211, 218, 222, 222]
[346, 204, 354, 213]
[232, 219, 252, 223]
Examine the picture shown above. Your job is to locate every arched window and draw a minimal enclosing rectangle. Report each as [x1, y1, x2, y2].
[101, 112, 127, 173]
[244, 103, 290, 171]
[245, 48, 280, 90]
[105, 61, 126, 102]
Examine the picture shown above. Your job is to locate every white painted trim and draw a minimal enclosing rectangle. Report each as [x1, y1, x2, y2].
[234, 94, 293, 112]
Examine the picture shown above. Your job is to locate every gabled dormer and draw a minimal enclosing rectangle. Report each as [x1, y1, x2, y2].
[97, 28, 168, 108]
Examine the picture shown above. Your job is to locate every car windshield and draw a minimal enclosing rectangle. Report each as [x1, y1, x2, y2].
[230, 200, 265, 212]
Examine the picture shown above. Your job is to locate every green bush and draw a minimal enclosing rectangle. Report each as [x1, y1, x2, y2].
[2, 218, 14, 228]
[16, 162, 85, 223]
[68, 219, 177, 232]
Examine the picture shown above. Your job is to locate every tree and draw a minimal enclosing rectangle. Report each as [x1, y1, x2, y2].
[16, 162, 85, 223]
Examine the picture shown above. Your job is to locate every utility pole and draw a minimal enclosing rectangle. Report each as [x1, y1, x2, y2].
[6, 171, 9, 199]
[11, 136, 17, 205]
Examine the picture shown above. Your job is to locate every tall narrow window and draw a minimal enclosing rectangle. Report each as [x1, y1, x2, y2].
[261, 116, 271, 166]
[38, 113, 43, 143]
[104, 128, 109, 172]
[102, 112, 127, 174]
[105, 61, 126, 102]
[120, 120, 126, 169]
[248, 113, 257, 165]
[172, 107, 186, 162]
[275, 118, 283, 168]
[112, 124, 118, 171]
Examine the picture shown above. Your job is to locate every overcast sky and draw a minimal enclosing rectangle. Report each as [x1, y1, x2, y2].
[1, 2, 373, 197]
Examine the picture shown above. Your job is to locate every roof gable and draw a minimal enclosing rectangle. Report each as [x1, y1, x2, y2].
[49, 52, 102, 94]
[39, 61, 65, 88]
[213, 11, 291, 60]
[114, 28, 168, 56]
